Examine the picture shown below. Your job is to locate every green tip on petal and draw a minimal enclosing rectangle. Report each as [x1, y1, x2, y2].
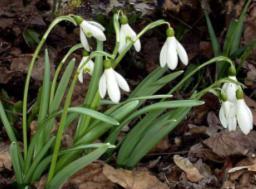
[73, 15, 83, 25]
[236, 88, 244, 99]
[120, 15, 128, 25]
[228, 65, 237, 76]
[104, 59, 112, 69]
[166, 27, 175, 37]
[82, 50, 89, 56]
[220, 92, 228, 101]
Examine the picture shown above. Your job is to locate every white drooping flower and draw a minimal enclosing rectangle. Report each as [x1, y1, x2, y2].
[219, 100, 237, 131]
[99, 60, 130, 103]
[160, 28, 188, 70]
[79, 18, 106, 51]
[118, 15, 141, 53]
[235, 98, 253, 135]
[221, 76, 239, 102]
[219, 89, 254, 135]
[77, 55, 94, 83]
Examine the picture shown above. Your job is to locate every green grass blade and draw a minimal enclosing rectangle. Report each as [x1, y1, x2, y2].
[24, 137, 55, 182]
[37, 49, 51, 122]
[106, 100, 204, 144]
[126, 107, 190, 167]
[0, 101, 16, 142]
[204, 11, 221, 56]
[75, 100, 139, 145]
[46, 144, 113, 189]
[50, 59, 75, 113]
[10, 142, 23, 184]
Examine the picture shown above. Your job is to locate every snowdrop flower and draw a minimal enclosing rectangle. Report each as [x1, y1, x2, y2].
[118, 15, 141, 53]
[219, 89, 253, 135]
[235, 89, 253, 135]
[221, 67, 239, 102]
[77, 51, 94, 83]
[99, 59, 130, 103]
[160, 27, 188, 70]
[74, 16, 106, 51]
[219, 94, 237, 131]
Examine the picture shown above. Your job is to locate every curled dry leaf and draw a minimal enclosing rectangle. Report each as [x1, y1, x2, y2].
[103, 164, 168, 189]
[203, 131, 256, 157]
[0, 143, 11, 171]
[64, 162, 114, 189]
[173, 155, 204, 182]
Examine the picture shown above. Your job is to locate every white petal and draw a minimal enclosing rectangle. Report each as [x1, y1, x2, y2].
[80, 28, 90, 51]
[125, 24, 141, 52]
[114, 71, 130, 92]
[81, 21, 106, 41]
[85, 60, 94, 75]
[221, 76, 238, 102]
[176, 38, 188, 66]
[118, 26, 127, 53]
[77, 57, 88, 83]
[160, 40, 168, 67]
[78, 70, 84, 83]
[225, 102, 237, 131]
[219, 105, 228, 128]
[236, 99, 253, 135]
[88, 21, 105, 31]
[219, 101, 237, 131]
[99, 73, 107, 98]
[105, 68, 120, 103]
[166, 37, 178, 70]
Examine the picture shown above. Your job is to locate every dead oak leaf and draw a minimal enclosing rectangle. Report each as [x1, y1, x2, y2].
[203, 131, 256, 157]
[64, 162, 114, 189]
[103, 164, 168, 189]
[173, 155, 204, 182]
[0, 143, 11, 171]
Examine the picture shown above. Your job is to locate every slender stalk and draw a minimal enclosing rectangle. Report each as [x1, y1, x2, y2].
[170, 56, 233, 94]
[22, 16, 76, 160]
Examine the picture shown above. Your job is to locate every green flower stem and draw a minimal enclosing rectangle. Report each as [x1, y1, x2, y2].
[22, 15, 76, 160]
[112, 12, 121, 58]
[170, 56, 233, 94]
[50, 43, 83, 104]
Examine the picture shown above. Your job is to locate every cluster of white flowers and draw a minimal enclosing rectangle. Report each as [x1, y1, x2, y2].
[219, 73, 253, 135]
[76, 15, 189, 103]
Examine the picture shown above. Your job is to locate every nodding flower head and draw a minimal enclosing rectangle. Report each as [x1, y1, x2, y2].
[160, 27, 188, 70]
[77, 51, 94, 83]
[118, 15, 141, 53]
[219, 89, 253, 135]
[74, 16, 106, 51]
[99, 59, 130, 103]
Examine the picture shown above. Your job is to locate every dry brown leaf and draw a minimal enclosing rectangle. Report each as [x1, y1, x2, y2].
[103, 164, 168, 189]
[173, 155, 204, 182]
[0, 143, 11, 171]
[203, 131, 256, 157]
[64, 162, 114, 189]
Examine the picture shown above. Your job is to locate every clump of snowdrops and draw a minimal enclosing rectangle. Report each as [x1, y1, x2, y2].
[0, 10, 253, 188]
